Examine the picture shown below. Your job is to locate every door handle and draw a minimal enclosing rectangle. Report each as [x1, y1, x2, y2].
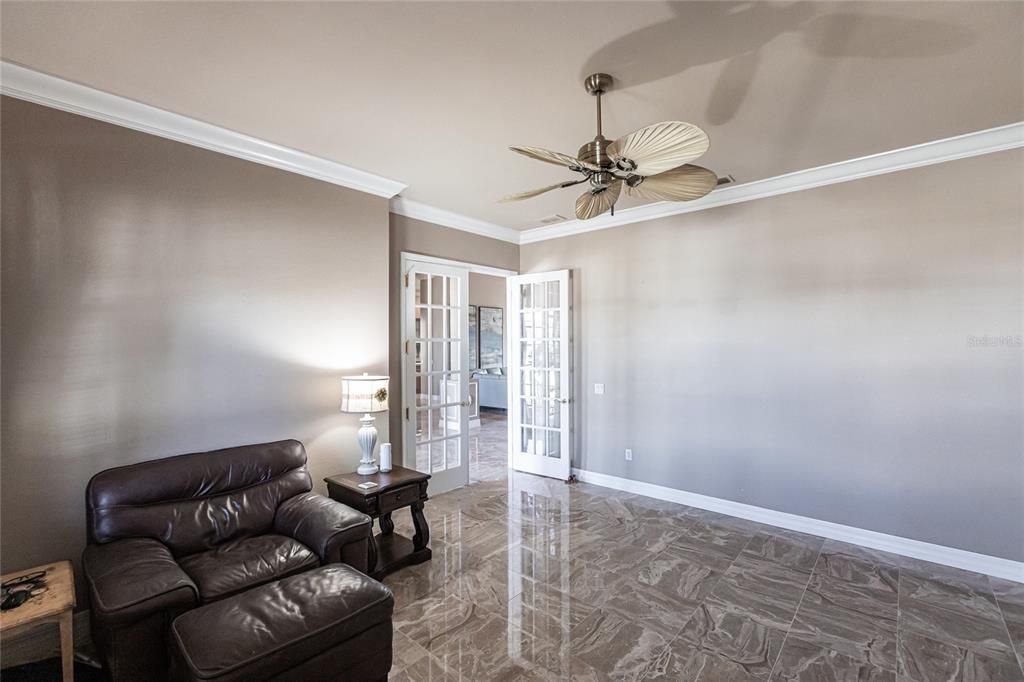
[460, 398, 473, 407]
[557, 397, 571, 404]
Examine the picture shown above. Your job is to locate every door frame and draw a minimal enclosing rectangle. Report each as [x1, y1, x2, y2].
[507, 269, 573, 481]
[398, 252, 517, 486]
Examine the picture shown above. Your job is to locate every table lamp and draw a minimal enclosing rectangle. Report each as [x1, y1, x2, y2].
[340, 373, 389, 475]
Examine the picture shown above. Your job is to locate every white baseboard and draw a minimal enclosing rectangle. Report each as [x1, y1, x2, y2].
[572, 467, 1024, 583]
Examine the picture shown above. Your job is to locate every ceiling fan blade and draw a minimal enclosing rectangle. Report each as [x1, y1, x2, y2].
[510, 146, 599, 172]
[499, 178, 587, 202]
[608, 121, 710, 176]
[625, 164, 718, 202]
[575, 180, 622, 220]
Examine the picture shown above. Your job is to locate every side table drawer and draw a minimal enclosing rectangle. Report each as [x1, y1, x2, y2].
[379, 484, 420, 513]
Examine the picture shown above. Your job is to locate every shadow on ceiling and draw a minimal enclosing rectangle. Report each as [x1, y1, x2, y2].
[580, 1, 975, 125]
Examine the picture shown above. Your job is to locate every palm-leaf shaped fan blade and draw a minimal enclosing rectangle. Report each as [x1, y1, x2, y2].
[575, 180, 622, 220]
[509, 146, 600, 172]
[499, 178, 587, 202]
[608, 121, 710, 176]
[625, 164, 717, 202]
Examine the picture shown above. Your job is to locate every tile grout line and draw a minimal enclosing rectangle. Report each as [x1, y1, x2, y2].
[684, 530, 763, 682]
[638, 513, 761, 681]
[989, 578, 1024, 676]
[765, 542, 825, 681]
[896, 562, 903, 679]
[897, 565, 1024, 634]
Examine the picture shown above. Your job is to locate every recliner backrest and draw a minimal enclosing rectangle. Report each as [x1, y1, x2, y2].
[86, 439, 312, 556]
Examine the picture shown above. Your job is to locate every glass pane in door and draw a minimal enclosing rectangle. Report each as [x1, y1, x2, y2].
[405, 262, 470, 494]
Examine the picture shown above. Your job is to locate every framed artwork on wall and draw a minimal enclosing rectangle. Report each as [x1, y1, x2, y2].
[469, 305, 479, 370]
[479, 306, 503, 369]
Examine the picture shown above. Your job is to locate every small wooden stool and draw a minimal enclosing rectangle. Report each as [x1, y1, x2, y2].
[1, 561, 76, 682]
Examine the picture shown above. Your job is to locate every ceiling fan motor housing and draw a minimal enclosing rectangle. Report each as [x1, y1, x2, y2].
[577, 136, 612, 170]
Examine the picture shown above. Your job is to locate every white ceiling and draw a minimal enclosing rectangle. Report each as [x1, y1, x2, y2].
[2, 1, 1021, 230]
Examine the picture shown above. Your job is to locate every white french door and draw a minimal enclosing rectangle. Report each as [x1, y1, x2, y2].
[402, 259, 470, 494]
[508, 270, 572, 480]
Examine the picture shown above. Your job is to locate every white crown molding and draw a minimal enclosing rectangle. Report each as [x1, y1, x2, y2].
[521, 121, 1024, 244]
[5, 61, 1020, 244]
[572, 467, 1024, 583]
[0, 61, 407, 199]
[390, 197, 522, 244]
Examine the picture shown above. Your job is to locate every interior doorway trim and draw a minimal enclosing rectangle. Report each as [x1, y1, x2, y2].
[399, 252, 517, 279]
[398, 252, 518, 480]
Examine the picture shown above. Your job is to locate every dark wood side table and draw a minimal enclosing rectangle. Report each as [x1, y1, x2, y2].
[325, 466, 431, 580]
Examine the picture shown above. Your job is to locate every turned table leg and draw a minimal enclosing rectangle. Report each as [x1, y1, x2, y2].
[366, 531, 378, 575]
[410, 501, 430, 551]
[379, 512, 394, 535]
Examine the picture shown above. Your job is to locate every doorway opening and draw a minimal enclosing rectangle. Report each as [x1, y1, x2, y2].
[400, 253, 515, 495]
[468, 272, 509, 483]
[400, 254, 572, 494]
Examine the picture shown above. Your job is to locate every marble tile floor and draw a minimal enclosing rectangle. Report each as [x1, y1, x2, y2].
[469, 408, 509, 483]
[388, 429, 1023, 680]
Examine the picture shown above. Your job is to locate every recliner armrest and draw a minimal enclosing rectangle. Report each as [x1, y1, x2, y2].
[83, 538, 198, 625]
[275, 492, 372, 570]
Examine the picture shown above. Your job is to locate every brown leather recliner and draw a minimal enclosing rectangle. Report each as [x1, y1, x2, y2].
[83, 439, 373, 682]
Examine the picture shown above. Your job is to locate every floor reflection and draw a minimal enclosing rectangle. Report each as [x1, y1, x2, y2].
[388, 467, 593, 680]
[469, 408, 508, 483]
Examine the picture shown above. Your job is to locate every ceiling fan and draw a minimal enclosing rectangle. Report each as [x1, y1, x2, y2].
[502, 73, 718, 220]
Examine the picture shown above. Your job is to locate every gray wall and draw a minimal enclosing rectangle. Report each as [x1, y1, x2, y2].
[1, 97, 391, 580]
[521, 149, 1023, 561]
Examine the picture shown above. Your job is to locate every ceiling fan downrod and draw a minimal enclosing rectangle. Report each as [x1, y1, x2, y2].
[581, 73, 615, 190]
[584, 72, 611, 137]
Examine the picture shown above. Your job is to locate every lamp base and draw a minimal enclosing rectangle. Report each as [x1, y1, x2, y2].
[356, 414, 379, 475]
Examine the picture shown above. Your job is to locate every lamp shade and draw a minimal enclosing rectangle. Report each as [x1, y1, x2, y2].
[340, 374, 389, 414]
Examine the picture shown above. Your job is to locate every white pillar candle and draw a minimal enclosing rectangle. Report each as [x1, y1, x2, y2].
[379, 443, 392, 472]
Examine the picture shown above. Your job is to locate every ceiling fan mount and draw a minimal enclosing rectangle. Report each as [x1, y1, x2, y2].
[502, 72, 718, 220]
[583, 72, 614, 96]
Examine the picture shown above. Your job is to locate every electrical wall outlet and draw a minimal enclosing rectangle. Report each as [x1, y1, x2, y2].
[594, 383, 605, 395]
[625, 448, 633, 461]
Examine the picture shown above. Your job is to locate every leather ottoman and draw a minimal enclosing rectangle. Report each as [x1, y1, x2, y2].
[169, 565, 394, 682]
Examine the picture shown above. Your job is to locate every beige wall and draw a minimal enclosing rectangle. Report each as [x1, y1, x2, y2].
[388, 214, 518, 464]
[389, 214, 519, 273]
[521, 149, 1024, 561]
[470, 272, 507, 311]
[0, 97, 390, 582]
